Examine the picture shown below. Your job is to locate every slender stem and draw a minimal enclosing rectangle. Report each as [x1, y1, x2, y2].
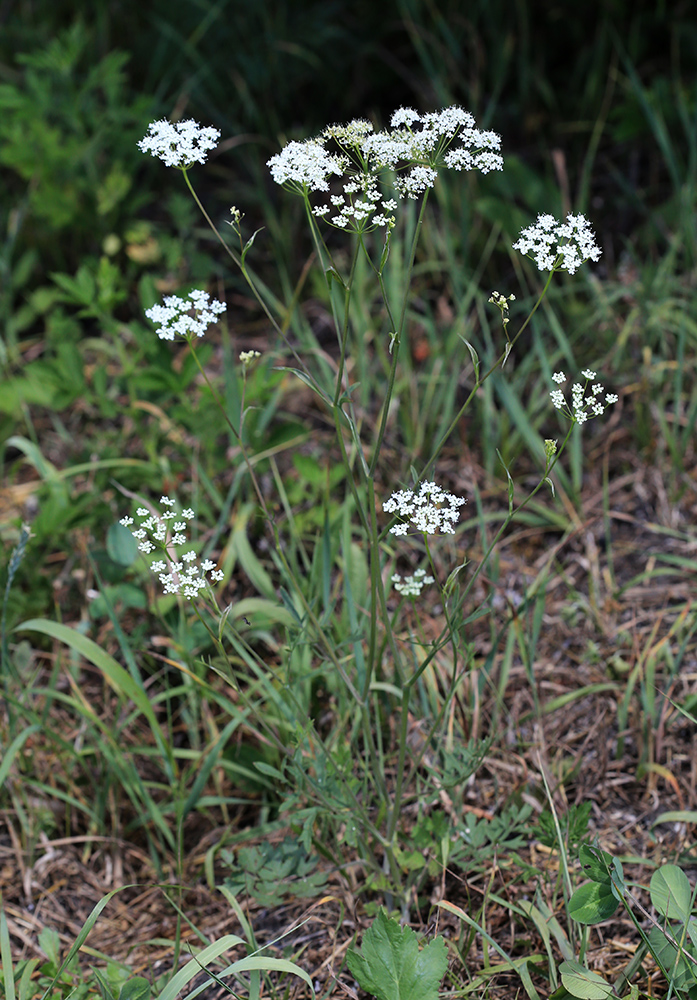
[182, 169, 326, 399]
[332, 242, 361, 408]
[369, 194, 431, 475]
[419, 269, 556, 484]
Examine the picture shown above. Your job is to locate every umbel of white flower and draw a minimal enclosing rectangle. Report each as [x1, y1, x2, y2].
[383, 481, 467, 536]
[513, 214, 602, 274]
[138, 119, 221, 168]
[392, 568, 435, 596]
[120, 497, 224, 601]
[549, 370, 618, 425]
[145, 290, 227, 341]
[267, 106, 503, 233]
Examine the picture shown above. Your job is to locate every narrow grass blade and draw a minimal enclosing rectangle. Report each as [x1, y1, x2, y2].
[14, 619, 175, 779]
[0, 897, 16, 1000]
[0, 724, 39, 787]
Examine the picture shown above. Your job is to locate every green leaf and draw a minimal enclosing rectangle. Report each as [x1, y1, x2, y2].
[346, 909, 448, 1000]
[106, 522, 138, 566]
[653, 810, 697, 827]
[460, 337, 480, 380]
[647, 926, 697, 992]
[567, 882, 619, 924]
[0, 724, 40, 789]
[578, 844, 616, 884]
[155, 935, 245, 1000]
[118, 978, 151, 1000]
[38, 927, 61, 967]
[14, 619, 175, 780]
[650, 864, 692, 922]
[559, 960, 613, 999]
[253, 761, 286, 781]
[90, 967, 116, 1000]
[0, 901, 16, 1000]
[241, 227, 263, 265]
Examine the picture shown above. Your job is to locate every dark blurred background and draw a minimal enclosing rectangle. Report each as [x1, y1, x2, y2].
[2, 0, 695, 238]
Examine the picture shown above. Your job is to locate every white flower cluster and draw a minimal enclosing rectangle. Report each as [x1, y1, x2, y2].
[392, 568, 435, 596]
[137, 119, 221, 168]
[145, 290, 226, 341]
[267, 105, 503, 232]
[120, 497, 224, 600]
[383, 481, 467, 536]
[267, 139, 347, 192]
[512, 214, 602, 274]
[549, 370, 618, 425]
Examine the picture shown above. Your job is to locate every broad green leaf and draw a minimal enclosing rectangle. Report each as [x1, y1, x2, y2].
[647, 926, 697, 992]
[118, 978, 151, 1000]
[107, 521, 138, 566]
[568, 882, 619, 924]
[650, 864, 692, 922]
[560, 960, 613, 999]
[578, 845, 615, 884]
[346, 910, 447, 1000]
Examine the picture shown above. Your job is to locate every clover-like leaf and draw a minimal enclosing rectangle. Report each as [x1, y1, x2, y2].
[560, 960, 614, 999]
[647, 926, 697, 992]
[578, 845, 614, 884]
[568, 881, 619, 924]
[650, 864, 692, 923]
[347, 909, 448, 1000]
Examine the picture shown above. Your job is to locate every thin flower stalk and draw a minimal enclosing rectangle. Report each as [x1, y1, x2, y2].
[417, 268, 556, 491]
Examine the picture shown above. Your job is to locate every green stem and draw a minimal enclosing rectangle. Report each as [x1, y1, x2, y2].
[369, 194, 431, 476]
[182, 169, 325, 399]
[419, 268, 556, 484]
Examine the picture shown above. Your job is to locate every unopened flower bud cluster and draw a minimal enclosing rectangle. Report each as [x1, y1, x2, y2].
[549, 370, 618, 425]
[239, 350, 261, 368]
[488, 290, 516, 326]
[120, 497, 223, 600]
[383, 481, 467, 536]
[392, 568, 435, 596]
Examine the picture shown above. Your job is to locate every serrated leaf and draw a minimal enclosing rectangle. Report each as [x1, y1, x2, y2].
[346, 910, 447, 1000]
[559, 960, 613, 999]
[567, 882, 619, 924]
